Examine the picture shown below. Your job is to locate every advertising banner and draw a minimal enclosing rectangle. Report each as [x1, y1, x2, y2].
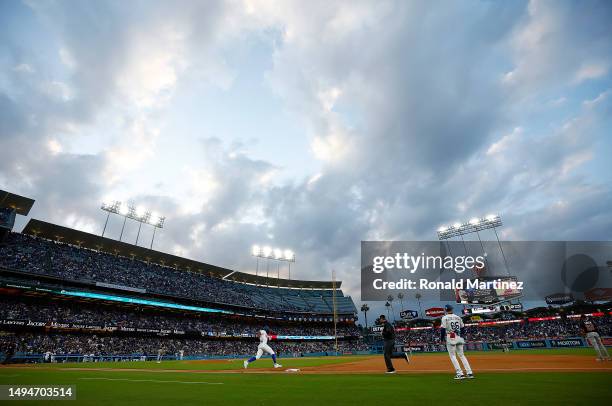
[549, 338, 584, 347]
[516, 340, 547, 348]
[425, 307, 445, 317]
[545, 293, 574, 305]
[400, 310, 418, 320]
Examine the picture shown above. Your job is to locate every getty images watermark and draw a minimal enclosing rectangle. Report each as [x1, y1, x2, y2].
[361, 241, 612, 302]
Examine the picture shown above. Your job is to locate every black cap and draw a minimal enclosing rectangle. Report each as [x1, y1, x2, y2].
[379, 314, 386, 319]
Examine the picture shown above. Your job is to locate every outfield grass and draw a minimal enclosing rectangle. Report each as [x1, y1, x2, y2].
[0, 368, 610, 405]
[20, 355, 369, 371]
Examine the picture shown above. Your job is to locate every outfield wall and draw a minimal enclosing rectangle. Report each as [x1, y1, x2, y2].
[371, 336, 612, 353]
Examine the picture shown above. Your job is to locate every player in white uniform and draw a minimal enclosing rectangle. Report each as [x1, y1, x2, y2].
[440, 304, 473, 380]
[244, 327, 282, 369]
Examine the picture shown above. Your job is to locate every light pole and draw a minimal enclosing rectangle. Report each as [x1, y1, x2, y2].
[385, 302, 391, 320]
[100, 201, 164, 248]
[251, 245, 295, 282]
[437, 214, 509, 276]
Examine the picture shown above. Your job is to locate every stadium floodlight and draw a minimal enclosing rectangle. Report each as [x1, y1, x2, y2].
[251, 244, 296, 283]
[274, 248, 283, 259]
[251, 245, 296, 263]
[100, 200, 165, 249]
[437, 214, 502, 240]
[135, 206, 146, 219]
[283, 250, 294, 261]
[119, 203, 129, 216]
[436, 213, 510, 276]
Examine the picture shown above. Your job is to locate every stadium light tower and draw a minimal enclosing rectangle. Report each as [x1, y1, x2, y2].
[251, 244, 296, 282]
[100, 200, 120, 237]
[100, 201, 165, 249]
[436, 214, 510, 276]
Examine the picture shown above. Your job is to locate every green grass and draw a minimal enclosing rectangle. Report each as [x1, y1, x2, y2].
[22, 356, 368, 371]
[0, 368, 610, 405]
[1, 350, 610, 405]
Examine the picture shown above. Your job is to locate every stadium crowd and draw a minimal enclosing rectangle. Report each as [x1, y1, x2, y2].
[0, 297, 360, 337]
[0, 333, 370, 358]
[396, 315, 612, 343]
[0, 234, 349, 313]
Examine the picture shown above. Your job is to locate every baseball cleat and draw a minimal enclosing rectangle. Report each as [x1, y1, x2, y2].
[385, 370, 396, 374]
[404, 352, 410, 363]
[274, 363, 282, 368]
[243, 361, 248, 369]
[454, 374, 465, 380]
[466, 373, 474, 379]
[595, 358, 603, 362]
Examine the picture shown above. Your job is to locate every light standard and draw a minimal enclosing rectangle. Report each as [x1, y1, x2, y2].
[385, 301, 391, 320]
[100, 201, 165, 248]
[251, 245, 295, 284]
[437, 214, 509, 276]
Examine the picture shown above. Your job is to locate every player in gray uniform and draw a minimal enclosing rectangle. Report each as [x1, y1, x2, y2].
[580, 314, 610, 361]
[440, 304, 473, 380]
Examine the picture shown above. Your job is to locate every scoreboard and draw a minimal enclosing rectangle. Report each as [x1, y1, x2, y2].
[455, 276, 522, 304]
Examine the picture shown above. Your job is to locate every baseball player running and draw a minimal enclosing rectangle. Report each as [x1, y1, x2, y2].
[580, 314, 610, 361]
[440, 304, 474, 380]
[244, 326, 282, 369]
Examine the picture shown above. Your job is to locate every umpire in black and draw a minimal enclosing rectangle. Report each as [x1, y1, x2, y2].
[376, 314, 401, 373]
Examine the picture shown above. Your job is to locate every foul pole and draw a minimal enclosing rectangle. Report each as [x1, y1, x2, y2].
[332, 269, 338, 353]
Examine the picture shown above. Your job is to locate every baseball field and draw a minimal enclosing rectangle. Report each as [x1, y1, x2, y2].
[1, 349, 611, 405]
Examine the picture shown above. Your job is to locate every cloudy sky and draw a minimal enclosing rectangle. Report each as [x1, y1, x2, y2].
[1, 0, 611, 315]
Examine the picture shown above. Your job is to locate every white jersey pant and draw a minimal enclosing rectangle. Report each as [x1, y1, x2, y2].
[586, 332, 610, 359]
[446, 338, 472, 375]
[256, 343, 275, 359]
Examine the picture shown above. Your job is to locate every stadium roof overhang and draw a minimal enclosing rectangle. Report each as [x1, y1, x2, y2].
[223, 271, 340, 289]
[21, 219, 340, 289]
[0, 190, 35, 215]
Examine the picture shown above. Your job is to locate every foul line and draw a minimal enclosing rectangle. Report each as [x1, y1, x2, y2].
[79, 377, 223, 384]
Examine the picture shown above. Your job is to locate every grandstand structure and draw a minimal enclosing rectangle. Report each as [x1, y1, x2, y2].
[0, 191, 361, 361]
[6, 219, 357, 317]
[1, 190, 610, 363]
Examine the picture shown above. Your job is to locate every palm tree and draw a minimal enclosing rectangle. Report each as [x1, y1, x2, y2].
[387, 295, 395, 321]
[360, 304, 370, 328]
[384, 301, 391, 320]
[415, 293, 423, 316]
[397, 292, 405, 311]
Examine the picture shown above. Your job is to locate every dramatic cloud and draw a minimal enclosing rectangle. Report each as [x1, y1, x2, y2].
[1, 0, 611, 316]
